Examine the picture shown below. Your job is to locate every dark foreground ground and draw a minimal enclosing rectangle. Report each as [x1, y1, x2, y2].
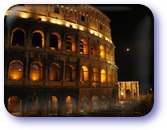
[52, 93, 153, 117]
[85, 93, 154, 117]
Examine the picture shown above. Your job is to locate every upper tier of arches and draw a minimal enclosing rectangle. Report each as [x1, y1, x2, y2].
[6, 4, 113, 43]
[10, 28, 115, 63]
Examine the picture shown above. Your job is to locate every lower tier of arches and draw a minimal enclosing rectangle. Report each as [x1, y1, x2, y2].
[4, 86, 118, 117]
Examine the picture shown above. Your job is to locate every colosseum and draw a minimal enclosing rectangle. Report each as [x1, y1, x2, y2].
[4, 4, 118, 117]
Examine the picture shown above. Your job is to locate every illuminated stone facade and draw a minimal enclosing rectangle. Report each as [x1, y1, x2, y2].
[118, 81, 140, 104]
[4, 4, 118, 116]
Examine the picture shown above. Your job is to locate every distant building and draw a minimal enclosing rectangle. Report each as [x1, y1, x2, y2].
[4, 4, 118, 116]
[118, 81, 140, 104]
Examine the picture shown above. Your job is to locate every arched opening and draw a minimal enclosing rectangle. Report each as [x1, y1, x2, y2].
[65, 96, 76, 115]
[91, 43, 97, 56]
[92, 96, 99, 112]
[80, 39, 88, 54]
[65, 65, 76, 82]
[101, 69, 106, 83]
[100, 45, 105, 59]
[50, 33, 61, 50]
[12, 28, 25, 46]
[27, 96, 38, 116]
[49, 63, 60, 81]
[8, 60, 23, 80]
[80, 96, 89, 114]
[48, 96, 58, 116]
[30, 62, 43, 81]
[126, 89, 131, 99]
[80, 66, 89, 82]
[66, 36, 75, 52]
[108, 70, 112, 83]
[7, 96, 22, 116]
[92, 68, 98, 83]
[32, 30, 44, 48]
[101, 96, 108, 110]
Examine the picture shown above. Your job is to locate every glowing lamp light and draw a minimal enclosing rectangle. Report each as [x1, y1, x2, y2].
[50, 47, 55, 50]
[41, 17, 46, 21]
[12, 74, 19, 80]
[32, 76, 38, 81]
[121, 92, 124, 95]
[57, 21, 62, 25]
[65, 23, 70, 27]
[99, 34, 102, 38]
[21, 13, 28, 19]
[51, 19, 56, 24]
[94, 32, 98, 36]
[72, 24, 77, 29]
[79, 27, 84, 31]
[18, 69, 22, 71]
[90, 30, 94, 34]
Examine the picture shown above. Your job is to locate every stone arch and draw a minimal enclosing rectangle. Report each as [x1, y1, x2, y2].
[80, 66, 89, 82]
[65, 65, 76, 82]
[30, 61, 43, 81]
[11, 28, 25, 46]
[48, 96, 59, 116]
[101, 95, 109, 110]
[65, 96, 76, 115]
[49, 63, 61, 81]
[50, 32, 61, 50]
[27, 95, 38, 116]
[126, 89, 131, 99]
[100, 45, 105, 59]
[106, 48, 110, 62]
[7, 96, 22, 116]
[92, 68, 99, 83]
[90, 41, 97, 56]
[101, 69, 106, 83]
[8, 60, 23, 80]
[92, 95, 99, 112]
[79, 39, 88, 54]
[66, 36, 76, 52]
[32, 30, 45, 48]
[80, 96, 89, 114]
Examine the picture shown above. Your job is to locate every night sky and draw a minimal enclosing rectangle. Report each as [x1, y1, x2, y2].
[92, 5, 154, 94]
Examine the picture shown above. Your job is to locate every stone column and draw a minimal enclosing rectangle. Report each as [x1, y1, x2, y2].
[45, 31, 50, 50]
[87, 37, 91, 58]
[106, 67, 108, 87]
[137, 82, 140, 99]
[62, 31, 67, 54]
[89, 66, 92, 87]
[99, 66, 101, 87]
[61, 59, 66, 87]
[24, 52, 29, 86]
[124, 83, 126, 99]
[131, 82, 134, 99]
[42, 94, 48, 117]
[60, 97, 65, 116]
[88, 97, 92, 113]
[76, 96, 80, 115]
